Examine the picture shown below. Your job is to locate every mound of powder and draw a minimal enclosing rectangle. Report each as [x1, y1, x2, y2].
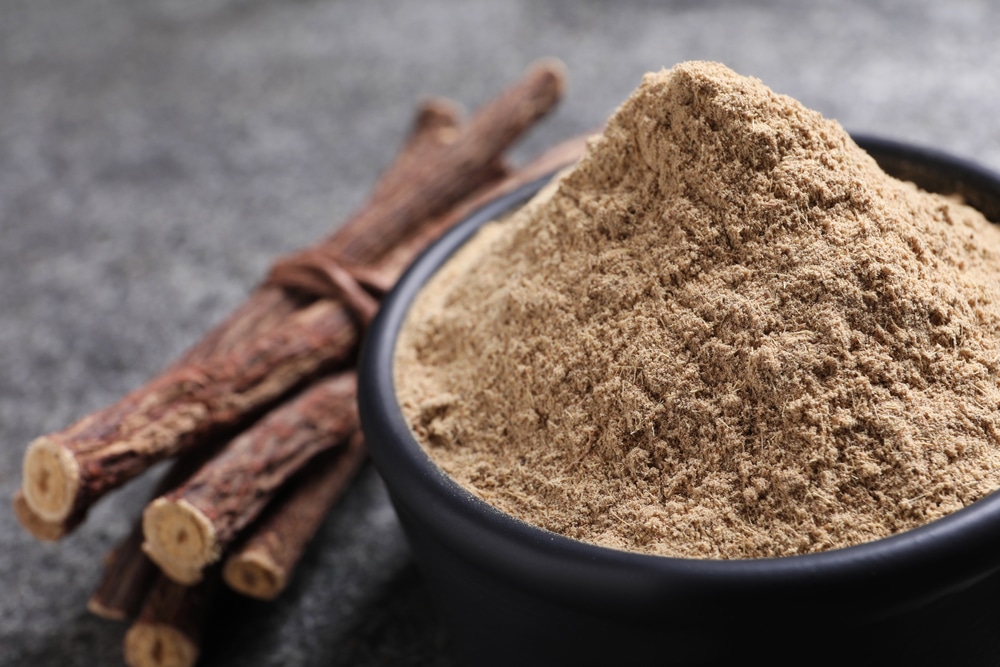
[394, 61, 1000, 559]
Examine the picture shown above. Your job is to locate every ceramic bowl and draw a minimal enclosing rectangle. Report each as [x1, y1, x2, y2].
[358, 136, 1000, 667]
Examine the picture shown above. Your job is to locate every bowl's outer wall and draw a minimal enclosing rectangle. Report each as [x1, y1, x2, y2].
[359, 138, 1000, 666]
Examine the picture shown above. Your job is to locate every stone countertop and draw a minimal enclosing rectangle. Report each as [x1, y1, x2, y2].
[2, 1, 999, 665]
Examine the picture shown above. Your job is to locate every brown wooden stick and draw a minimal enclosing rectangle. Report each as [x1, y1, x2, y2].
[18, 61, 565, 533]
[259, 60, 570, 295]
[363, 132, 592, 289]
[364, 97, 464, 207]
[272, 58, 565, 270]
[171, 98, 461, 366]
[142, 372, 358, 584]
[122, 571, 218, 667]
[171, 286, 308, 369]
[261, 98, 466, 304]
[88, 518, 158, 622]
[22, 299, 357, 524]
[87, 441, 228, 621]
[223, 430, 367, 600]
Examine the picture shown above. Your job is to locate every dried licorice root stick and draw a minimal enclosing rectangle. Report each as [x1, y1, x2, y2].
[123, 571, 219, 667]
[279, 131, 591, 303]
[18, 60, 565, 534]
[362, 132, 593, 291]
[263, 58, 567, 296]
[88, 521, 158, 622]
[173, 97, 463, 368]
[259, 99, 469, 305]
[161, 102, 460, 365]
[329, 59, 565, 262]
[223, 430, 367, 600]
[21, 297, 357, 527]
[87, 440, 230, 621]
[142, 371, 359, 584]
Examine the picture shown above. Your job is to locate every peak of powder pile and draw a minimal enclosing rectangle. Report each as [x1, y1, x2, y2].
[396, 61, 1000, 559]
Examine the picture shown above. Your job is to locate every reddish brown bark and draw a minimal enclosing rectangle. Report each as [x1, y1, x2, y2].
[267, 59, 566, 279]
[22, 301, 357, 525]
[123, 571, 218, 667]
[87, 443, 228, 621]
[88, 520, 158, 622]
[142, 372, 359, 584]
[223, 430, 368, 600]
[362, 132, 592, 289]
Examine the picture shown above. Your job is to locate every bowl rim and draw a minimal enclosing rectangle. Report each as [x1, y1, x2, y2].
[358, 135, 1000, 618]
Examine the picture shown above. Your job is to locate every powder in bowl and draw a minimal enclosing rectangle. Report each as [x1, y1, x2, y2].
[394, 61, 1000, 560]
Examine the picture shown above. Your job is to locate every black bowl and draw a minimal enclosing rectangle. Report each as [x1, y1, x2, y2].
[358, 137, 1000, 667]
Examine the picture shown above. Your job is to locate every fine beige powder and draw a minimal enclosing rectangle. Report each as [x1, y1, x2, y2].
[394, 61, 1000, 559]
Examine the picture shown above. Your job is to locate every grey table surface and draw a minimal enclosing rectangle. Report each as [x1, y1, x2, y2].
[2, 1, 999, 665]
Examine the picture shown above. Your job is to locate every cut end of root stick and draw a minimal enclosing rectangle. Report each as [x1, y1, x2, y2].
[124, 623, 199, 667]
[527, 57, 569, 97]
[22, 437, 80, 524]
[142, 498, 217, 584]
[12, 489, 66, 541]
[223, 550, 285, 601]
[87, 597, 129, 622]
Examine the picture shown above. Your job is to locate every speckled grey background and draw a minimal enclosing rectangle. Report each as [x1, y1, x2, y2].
[2, 1, 999, 664]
